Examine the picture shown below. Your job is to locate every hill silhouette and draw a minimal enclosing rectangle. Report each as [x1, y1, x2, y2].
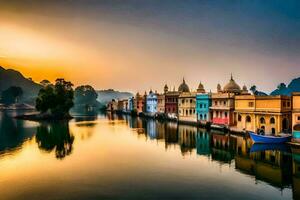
[0, 66, 41, 103]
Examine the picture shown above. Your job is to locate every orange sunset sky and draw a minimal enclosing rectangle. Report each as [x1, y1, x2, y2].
[0, 0, 299, 93]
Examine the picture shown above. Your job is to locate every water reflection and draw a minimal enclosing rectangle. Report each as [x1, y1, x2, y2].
[119, 114, 300, 198]
[0, 112, 36, 156]
[36, 122, 74, 159]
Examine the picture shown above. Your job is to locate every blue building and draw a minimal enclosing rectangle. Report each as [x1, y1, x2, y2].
[128, 97, 134, 111]
[196, 83, 211, 122]
[146, 90, 158, 114]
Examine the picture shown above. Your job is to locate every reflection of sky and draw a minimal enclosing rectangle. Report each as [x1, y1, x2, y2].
[1, 0, 300, 93]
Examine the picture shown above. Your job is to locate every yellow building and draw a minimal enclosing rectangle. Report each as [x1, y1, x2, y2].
[234, 95, 292, 135]
[178, 92, 197, 123]
[292, 93, 300, 142]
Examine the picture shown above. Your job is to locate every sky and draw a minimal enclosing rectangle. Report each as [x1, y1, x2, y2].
[0, 0, 299, 93]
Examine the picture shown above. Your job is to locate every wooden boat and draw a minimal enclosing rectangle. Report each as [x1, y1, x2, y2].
[249, 131, 292, 144]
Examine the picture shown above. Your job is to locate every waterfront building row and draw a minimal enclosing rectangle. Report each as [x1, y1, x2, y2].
[108, 76, 300, 138]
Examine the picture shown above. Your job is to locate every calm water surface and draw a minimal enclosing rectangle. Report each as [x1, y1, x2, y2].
[0, 111, 299, 200]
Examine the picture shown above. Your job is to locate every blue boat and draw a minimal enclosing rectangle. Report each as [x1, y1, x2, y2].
[249, 131, 291, 144]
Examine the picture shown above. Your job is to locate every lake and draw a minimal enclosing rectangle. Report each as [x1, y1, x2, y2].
[0, 111, 299, 200]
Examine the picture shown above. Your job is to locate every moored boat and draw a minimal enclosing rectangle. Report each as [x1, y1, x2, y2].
[249, 131, 292, 144]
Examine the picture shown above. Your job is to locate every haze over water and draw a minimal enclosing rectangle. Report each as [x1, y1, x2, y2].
[0, 111, 298, 200]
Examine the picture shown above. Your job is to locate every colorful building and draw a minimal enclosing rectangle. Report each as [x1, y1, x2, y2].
[178, 79, 197, 123]
[165, 85, 180, 119]
[292, 93, 300, 142]
[128, 96, 134, 111]
[146, 90, 157, 114]
[117, 99, 128, 112]
[235, 95, 292, 135]
[196, 82, 212, 123]
[210, 75, 242, 127]
[134, 92, 145, 114]
[107, 99, 118, 112]
[157, 93, 165, 113]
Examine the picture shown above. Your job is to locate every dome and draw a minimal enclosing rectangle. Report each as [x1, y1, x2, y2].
[178, 78, 190, 92]
[197, 82, 205, 93]
[223, 75, 241, 93]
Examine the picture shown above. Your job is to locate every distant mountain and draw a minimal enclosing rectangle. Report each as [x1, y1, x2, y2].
[97, 89, 133, 104]
[270, 77, 300, 96]
[0, 66, 41, 103]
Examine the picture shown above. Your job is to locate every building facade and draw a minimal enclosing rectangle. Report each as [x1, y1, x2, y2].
[128, 97, 134, 111]
[292, 93, 300, 141]
[165, 83, 180, 118]
[196, 82, 211, 123]
[146, 90, 158, 114]
[134, 92, 145, 114]
[178, 92, 197, 123]
[210, 75, 242, 127]
[157, 93, 165, 113]
[235, 95, 292, 135]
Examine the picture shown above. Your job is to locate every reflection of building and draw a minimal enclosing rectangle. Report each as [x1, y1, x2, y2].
[292, 148, 300, 199]
[210, 75, 242, 127]
[235, 147, 293, 189]
[178, 125, 197, 155]
[196, 82, 211, 123]
[211, 133, 235, 164]
[196, 130, 211, 156]
[235, 95, 292, 135]
[147, 119, 157, 139]
[146, 90, 158, 114]
[292, 93, 300, 142]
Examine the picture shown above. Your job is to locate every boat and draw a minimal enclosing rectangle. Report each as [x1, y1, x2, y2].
[249, 131, 292, 144]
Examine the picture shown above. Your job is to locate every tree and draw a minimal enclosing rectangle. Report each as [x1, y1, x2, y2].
[40, 79, 52, 87]
[277, 83, 287, 90]
[74, 85, 98, 106]
[1, 86, 23, 105]
[36, 78, 74, 118]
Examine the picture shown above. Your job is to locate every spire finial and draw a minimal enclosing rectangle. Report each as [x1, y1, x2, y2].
[230, 73, 233, 80]
[183, 77, 185, 83]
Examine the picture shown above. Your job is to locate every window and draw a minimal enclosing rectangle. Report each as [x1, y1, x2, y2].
[190, 99, 193, 103]
[204, 114, 207, 120]
[200, 104, 203, 108]
[223, 101, 226, 105]
[287, 101, 290, 107]
[215, 101, 217, 105]
[283, 102, 286, 107]
[270, 117, 275, 124]
[186, 110, 188, 115]
[248, 102, 254, 107]
[260, 117, 266, 124]
[238, 114, 242, 122]
[200, 114, 203, 120]
[216, 111, 219, 117]
[298, 116, 300, 121]
[182, 99, 185, 104]
[246, 116, 251, 123]
[225, 112, 228, 118]
[204, 104, 206, 108]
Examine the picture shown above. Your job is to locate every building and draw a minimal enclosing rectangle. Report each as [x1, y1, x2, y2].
[292, 93, 300, 142]
[157, 92, 165, 113]
[146, 90, 157, 114]
[196, 82, 212, 123]
[165, 84, 180, 119]
[107, 99, 118, 112]
[178, 79, 197, 123]
[128, 96, 134, 112]
[235, 95, 292, 135]
[134, 92, 145, 114]
[210, 75, 242, 127]
[117, 99, 128, 112]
